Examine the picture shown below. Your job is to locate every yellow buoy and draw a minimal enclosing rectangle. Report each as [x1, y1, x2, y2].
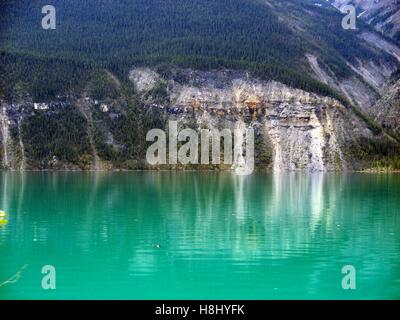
[0, 211, 8, 225]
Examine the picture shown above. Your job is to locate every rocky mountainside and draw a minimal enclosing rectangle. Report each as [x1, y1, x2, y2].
[263, 0, 400, 117]
[0, 67, 398, 171]
[374, 77, 400, 136]
[0, 0, 399, 171]
[131, 68, 354, 172]
[329, 0, 400, 41]
[1, 0, 398, 96]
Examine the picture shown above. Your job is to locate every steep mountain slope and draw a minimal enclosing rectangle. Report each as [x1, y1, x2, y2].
[267, 0, 400, 116]
[1, 66, 398, 171]
[0, 0, 399, 171]
[1, 0, 398, 99]
[329, 0, 400, 41]
[374, 75, 400, 137]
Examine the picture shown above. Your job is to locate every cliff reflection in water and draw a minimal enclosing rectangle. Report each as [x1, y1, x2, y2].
[0, 172, 400, 299]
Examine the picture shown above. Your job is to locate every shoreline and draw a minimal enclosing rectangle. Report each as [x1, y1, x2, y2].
[1, 168, 400, 173]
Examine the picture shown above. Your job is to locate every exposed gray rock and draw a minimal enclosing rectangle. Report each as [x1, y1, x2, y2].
[134, 68, 385, 172]
[330, 0, 400, 41]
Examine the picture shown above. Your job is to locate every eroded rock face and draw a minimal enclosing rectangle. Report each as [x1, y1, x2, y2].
[0, 103, 14, 169]
[306, 49, 398, 117]
[330, 0, 400, 41]
[131, 68, 374, 172]
[129, 68, 160, 93]
[171, 78, 331, 108]
[374, 79, 400, 137]
[0, 67, 391, 172]
[265, 102, 344, 172]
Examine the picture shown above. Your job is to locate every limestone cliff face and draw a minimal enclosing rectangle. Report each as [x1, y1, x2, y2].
[132, 68, 382, 172]
[0, 103, 14, 169]
[0, 68, 395, 172]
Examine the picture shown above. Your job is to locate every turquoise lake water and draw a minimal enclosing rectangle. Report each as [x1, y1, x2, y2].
[0, 172, 399, 299]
